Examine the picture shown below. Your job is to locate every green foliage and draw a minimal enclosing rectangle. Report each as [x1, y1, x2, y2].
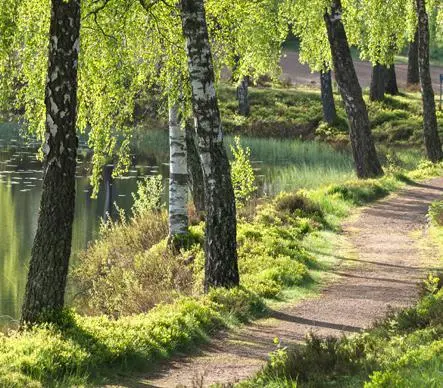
[131, 175, 164, 218]
[208, 287, 266, 323]
[282, 0, 416, 71]
[230, 136, 257, 207]
[0, 0, 288, 193]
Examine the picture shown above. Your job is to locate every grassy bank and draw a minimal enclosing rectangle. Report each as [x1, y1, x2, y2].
[0, 157, 442, 386]
[240, 195, 443, 388]
[216, 85, 443, 147]
[138, 83, 443, 146]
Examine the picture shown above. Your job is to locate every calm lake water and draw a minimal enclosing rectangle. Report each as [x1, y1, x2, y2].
[0, 123, 354, 324]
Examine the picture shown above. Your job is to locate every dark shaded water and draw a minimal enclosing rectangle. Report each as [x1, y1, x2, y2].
[0, 124, 354, 324]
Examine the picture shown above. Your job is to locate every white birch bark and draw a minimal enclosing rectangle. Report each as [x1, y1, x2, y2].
[168, 102, 188, 238]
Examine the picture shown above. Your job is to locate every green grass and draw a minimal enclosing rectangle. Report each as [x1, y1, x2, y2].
[218, 85, 324, 138]
[217, 84, 443, 153]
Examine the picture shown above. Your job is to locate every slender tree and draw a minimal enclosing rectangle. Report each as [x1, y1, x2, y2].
[320, 69, 337, 125]
[103, 164, 113, 221]
[236, 75, 250, 117]
[324, 0, 383, 178]
[407, 30, 420, 86]
[416, 0, 442, 162]
[185, 123, 205, 218]
[385, 64, 399, 95]
[370, 63, 385, 101]
[168, 101, 189, 247]
[21, 0, 81, 324]
[180, 0, 239, 290]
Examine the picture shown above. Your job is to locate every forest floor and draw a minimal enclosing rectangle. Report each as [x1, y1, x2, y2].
[110, 176, 443, 387]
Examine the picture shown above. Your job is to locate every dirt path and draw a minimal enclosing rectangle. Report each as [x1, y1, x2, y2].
[115, 177, 443, 387]
[280, 51, 443, 91]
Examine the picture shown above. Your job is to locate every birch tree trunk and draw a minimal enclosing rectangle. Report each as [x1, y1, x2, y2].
[370, 63, 385, 101]
[416, 0, 443, 162]
[324, 0, 383, 178]
[237, 76, 250, 117]
[407, 30, 420, 86]
[385, 65, 399, 95]
[185, 123, 205, 218]
[21, 0, 81, 325]
[180, 0, 239, 291]
[320, 70, 337, 125]
[168, 102, 189, 246]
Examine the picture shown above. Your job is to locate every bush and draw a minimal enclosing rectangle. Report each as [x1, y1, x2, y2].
[73, 210, 170, 315]
[428, 200, 443, 226]
[327, 180, 390, 205]
[131, 174, 164, 217]
[230, 136, 257, 208]
[208, 287, 266, 323]
[275, 192, 324, 221]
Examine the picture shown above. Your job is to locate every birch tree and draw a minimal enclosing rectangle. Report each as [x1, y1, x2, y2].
[416, 0, 443, 162]
[283, 0, 383, 178]
[324, 0, 383, 178]
[180, 0, 239, 290]
[21, 0, 81, 324]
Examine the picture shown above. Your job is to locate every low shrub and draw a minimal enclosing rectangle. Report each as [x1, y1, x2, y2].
[73, 210, 170, 315]
[428, 200, 443, 226]
[327, 180, 391, 205]
[275, 192, 325, 222]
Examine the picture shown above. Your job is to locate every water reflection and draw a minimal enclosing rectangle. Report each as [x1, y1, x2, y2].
[0, 124, 354, 324]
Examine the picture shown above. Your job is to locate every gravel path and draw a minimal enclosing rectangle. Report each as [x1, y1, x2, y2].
[112, 177, 443, 387]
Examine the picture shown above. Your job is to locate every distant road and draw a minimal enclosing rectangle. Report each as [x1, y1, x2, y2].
[280, 51, 443, 91]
